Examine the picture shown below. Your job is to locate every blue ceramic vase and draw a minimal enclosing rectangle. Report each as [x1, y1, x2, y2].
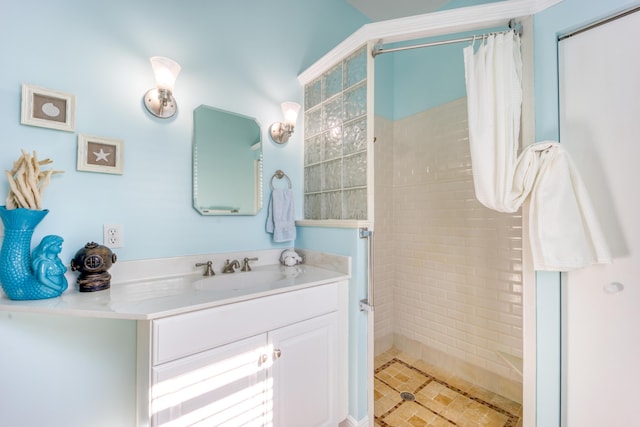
[0, 206, 67, 300]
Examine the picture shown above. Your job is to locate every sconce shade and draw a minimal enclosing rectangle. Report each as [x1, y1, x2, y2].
[270, 101, 301, 144]
[281, 102, 301, 126]
[144, 56, 181, 119]
[150, 56, 181, 91]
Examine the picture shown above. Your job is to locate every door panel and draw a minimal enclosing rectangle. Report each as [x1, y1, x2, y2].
[559, 9, 640, 427]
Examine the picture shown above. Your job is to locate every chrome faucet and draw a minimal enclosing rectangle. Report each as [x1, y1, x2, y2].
[241, 257, 258, 272]
[195, 260, 215, 276]
[222, 259, 240, 273]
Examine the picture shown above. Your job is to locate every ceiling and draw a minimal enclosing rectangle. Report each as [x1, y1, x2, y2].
[346, 0, 505, 21]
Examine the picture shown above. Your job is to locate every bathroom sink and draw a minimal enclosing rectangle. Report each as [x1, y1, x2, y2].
[108, 275, 200, 302]
[193, 265, 303, 292]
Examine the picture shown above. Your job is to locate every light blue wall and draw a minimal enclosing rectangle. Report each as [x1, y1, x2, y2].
[533, 1, 640, 425]
[373, 0, 511, 121]
[373, 51, 395, 119]
[390, 39, 467, 119]
[296, 226, 370, 420]
[376, 25, 506, 121]
[0, 313, 136, 427]
[374, 37, 466, 120]
[0, 0, 368, 264]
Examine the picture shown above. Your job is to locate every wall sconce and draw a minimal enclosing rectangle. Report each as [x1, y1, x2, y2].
[269, 101, 301, 144]
[143, 56, 181, 119]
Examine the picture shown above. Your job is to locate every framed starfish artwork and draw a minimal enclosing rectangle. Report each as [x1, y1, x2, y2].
[77, 134, 124, 174]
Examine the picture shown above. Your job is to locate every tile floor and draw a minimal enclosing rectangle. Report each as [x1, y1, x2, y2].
[374, 349, 522, 427]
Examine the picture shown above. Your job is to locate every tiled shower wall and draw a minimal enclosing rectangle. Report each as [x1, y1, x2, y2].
[373, 114, 395, 346]
[374, 98, 523, 401]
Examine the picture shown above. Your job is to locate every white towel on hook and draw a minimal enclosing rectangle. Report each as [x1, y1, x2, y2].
[523, 142, 611, 270]
[266, 188, 296, 242]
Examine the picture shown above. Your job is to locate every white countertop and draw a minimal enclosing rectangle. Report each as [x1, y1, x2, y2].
[0, 264, 349, 320]
[0, 249, 350, 321]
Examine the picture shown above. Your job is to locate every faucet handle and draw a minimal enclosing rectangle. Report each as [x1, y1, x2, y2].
[241, 257, 258, 272]
[195, 260, 215, 276]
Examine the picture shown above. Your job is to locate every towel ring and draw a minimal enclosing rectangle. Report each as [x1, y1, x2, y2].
[270, 169, 292, 190]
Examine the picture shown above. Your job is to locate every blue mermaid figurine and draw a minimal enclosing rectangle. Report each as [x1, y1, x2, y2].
[31, 235, 68, 296]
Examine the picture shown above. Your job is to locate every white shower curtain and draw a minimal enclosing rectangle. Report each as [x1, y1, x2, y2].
[463, 31, 611, 271]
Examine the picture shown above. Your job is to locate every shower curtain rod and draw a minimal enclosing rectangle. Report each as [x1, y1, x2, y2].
[372, 19, 521, 57]
[558, 4, 640, 41]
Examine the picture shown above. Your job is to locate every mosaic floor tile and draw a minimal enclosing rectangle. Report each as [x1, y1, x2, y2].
[374, 352, 521, 427]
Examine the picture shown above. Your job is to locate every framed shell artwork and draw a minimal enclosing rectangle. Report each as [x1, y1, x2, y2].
[21, 84, 76, 132]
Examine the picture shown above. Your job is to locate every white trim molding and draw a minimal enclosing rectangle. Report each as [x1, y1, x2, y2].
[298, 0, 563, 84]
[339, 415, 370, 427]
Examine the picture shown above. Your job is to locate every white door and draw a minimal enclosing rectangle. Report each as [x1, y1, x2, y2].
[269, 313, 338, 427]
[559, 9, 640, 427]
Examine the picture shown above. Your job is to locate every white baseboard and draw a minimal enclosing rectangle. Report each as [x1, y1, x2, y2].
[340, 415, 370, 427]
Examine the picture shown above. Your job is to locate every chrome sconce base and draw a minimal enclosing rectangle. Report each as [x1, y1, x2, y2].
[269, 101, 300, 144]
[269, 122, 294, 144]
[144, 88, 177, 119]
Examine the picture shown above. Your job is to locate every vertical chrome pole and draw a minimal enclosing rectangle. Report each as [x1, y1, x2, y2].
[359, 227, 374, 312]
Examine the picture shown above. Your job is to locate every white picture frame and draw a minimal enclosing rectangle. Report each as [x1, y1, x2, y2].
[77, 134, 124, 175]
[21, 84, 76, 132]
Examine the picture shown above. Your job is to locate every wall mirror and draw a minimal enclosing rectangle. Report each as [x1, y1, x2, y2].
[193, 105, 262, 215]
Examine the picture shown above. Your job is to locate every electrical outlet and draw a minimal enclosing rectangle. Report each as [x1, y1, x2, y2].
[103, 224, 123, 248]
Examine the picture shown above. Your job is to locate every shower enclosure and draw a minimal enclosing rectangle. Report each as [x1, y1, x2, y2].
[297, 7, 537, 425]
[373, 22, 534, 406]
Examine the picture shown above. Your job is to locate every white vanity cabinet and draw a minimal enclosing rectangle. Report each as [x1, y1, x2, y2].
[136, 280, 348, 427]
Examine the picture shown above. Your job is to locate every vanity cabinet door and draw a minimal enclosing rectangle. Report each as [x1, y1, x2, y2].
[151, 333, 269, 427]
[269, 312, 339, 427]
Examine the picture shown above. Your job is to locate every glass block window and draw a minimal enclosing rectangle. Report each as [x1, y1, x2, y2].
[303, 46, 369, 220]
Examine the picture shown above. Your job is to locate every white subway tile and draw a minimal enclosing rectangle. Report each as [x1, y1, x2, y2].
[374, 97, 522, 394]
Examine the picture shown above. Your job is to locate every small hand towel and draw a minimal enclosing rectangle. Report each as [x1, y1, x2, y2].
[266, 188, 296, 242]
